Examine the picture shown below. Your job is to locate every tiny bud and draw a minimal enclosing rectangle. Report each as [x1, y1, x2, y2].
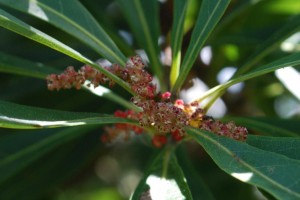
[161, 91, 171, 99]
[152, 135, 167, 148]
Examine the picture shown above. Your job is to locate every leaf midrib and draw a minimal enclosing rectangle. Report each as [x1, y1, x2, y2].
[189, 128, 300, 198]
[182, 0, 222, 70]
[36, 1, 125, 65]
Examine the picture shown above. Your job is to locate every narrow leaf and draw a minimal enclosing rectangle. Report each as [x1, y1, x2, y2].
[0, 100, 138, 129]
[0, 9, 133, 94]
[187, 127, 300, 200]
[234, 15, 300, 77]
[0, 0, 127, 65]
[223, 116, 300, 137]
[0, 52, 59, 78]
[116, 0, 164, 89]
[172, 0, 231, 93]
[170, 0, 188, 88]
[131, 147, 193, 200]
[223, 52, 300, 89]
[176, 145, 215, 200]
[197, 52, 300, 104]
[0, 52, 139, 110]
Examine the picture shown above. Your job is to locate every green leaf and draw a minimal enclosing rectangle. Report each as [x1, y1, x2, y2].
[172, 0, 231, 93]
[0, 52, 59, 78]
[0, 8, 133, 94]
[0, 127, 93, 184]
[247, 135, 300, 160]
[0, 100, 138, 129]
[197, 52, 300, 106]
[0, 0, 127, 65]
[234, 15, 300, 77]
[0, 52, 139, 111]
[187, 127, 300, 200]
[176, 145, 215, 200]
[131, 147, 193, 200]
[222, 116, 300, 137]
[170, 0, 188, 88]
[116, 0, 164, 89]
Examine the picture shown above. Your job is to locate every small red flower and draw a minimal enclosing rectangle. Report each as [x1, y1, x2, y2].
[152, 135, 167, 148]
[161, 91, 171, 99]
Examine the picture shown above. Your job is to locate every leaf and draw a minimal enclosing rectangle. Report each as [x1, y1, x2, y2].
[0, 100, 138, 129]
[187, 127, 300, 200]
[197, 52, 300, 104]
[222, 116, 300, 137]
[0, 129, 101, 199]
[247, 135, 300, 160]
[234, 15, 300, 77]
[172, 0, 231, 93]
[116, 0, 164, 89]
[225, 52, 300, 88]
[176, 145, 215, 200]
[0, 127, 93, 184]
[0, 0, 127, 65]
[170, 0, 188, 88]
[131, 147, 193, 200]
[0, 52, 139, 111]
[0, 8, 133, 94]
[0, 52, 59, 78]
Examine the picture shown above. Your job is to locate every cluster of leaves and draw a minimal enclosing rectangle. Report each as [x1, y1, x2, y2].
[0, 0, 300, 200]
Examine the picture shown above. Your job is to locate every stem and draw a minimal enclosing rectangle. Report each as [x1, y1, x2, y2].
[88, 62, 135, 95]
[162, 145, 174, 178]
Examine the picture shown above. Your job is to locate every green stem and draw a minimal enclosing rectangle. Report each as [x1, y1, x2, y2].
[162, 145, 174, 178]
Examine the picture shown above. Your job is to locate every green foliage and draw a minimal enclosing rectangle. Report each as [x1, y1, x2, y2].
[0, 0, 300, 199]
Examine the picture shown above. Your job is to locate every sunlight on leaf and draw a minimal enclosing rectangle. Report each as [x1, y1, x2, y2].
[172, 0, 231, 93]
[0, 0, 127, 64]
[0, 100, 139, 129]
[83, 80, 110, 96]
[28, 0, 48, 20]
[187, 127, 300, 200]
[0, 8, 133, 94]
[231, 172, 253, 182]
[145, 175, 185, 200]
[0, 116, 86, 128]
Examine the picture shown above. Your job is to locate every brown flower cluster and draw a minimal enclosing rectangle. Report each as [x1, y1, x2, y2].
[46, 55, 248, 148]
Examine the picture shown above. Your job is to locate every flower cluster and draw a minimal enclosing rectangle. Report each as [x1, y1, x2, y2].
[201, 117, 248, 141]
[46, 55, 248, 148]
[101, 110, 143, 143]
[47, 65, 114, 90]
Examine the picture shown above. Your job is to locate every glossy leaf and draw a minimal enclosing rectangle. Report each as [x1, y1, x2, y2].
[116, 0, 164, 89]
[197, 52, 300, 104]
[0, 0, 127, 65]
[247, 135, 300, 160]
[223, 116, 300, 137]
[0, 100, 138, 129]
[0, 52, 59, 78]
[187, 127, 300, 200]
[0, 8, 133, 94]
[176, 145, 215, 200]
[172, 0, 231, 93]
[234, 15, 300, 77]
[0, 52, 138, 110]
[131, 147, 193, 200]
[0, 127, 93, 184]
[170, 0, 188, 88]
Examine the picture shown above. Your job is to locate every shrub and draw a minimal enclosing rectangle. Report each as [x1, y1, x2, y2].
[0, 0, 300, 199]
